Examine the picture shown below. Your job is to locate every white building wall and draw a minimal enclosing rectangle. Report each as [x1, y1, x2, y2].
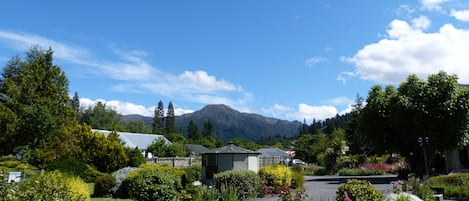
[247, 155, 259, 172]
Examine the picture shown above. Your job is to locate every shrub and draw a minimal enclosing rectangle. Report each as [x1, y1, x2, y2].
[3, 171, 91, 201]
[403, 177, 435, 201]
[201, 187, 220, 201]
[214, 169, 260, 200]
[291, 170, 305, 189]
[111, 166, 138, 198]
[45, 157, 104, 182]
[183, 165, 202, 186]
[336, 179, 383, 201]
[425, 173, 469, 199]
[337, 168, 384, 176]
[259, 164, 292, 188]
[127, 168, 183, 201]
[93, 174, 116, 197]
[127, 147, 146, 167]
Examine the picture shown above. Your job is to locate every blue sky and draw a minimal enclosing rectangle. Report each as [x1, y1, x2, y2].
[1, 0, 469, 121]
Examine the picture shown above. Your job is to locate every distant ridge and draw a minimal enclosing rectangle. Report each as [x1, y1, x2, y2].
[122, 104, 301, 142]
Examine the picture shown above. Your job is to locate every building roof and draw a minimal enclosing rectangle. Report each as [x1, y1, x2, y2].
[92, 129, 171, 150]
[184, 144, 211, 155]
[203, 142, 259, 154]
[256, 148, 291, 157]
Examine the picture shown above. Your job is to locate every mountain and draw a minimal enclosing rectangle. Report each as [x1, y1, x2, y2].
[123, 104, 301, 142]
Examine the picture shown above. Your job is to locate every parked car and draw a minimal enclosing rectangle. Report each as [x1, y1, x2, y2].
[289, 159, 306, 166]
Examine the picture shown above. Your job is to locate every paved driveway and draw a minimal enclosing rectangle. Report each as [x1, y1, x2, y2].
[251, 175, 398, 201]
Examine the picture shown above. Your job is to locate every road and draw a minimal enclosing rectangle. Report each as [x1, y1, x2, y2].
[251, 175, 398, 201]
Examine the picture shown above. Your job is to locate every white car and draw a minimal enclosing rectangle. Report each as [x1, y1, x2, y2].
[290, 159, 306, 166]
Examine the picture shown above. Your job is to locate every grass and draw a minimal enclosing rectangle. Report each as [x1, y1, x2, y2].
[91, 198, 132, 201]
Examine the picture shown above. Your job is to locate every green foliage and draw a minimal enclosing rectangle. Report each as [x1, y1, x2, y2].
[426, 174, 469, 199]
[121, 120, 152, 134]
[232, 137, 261, 150]
[183, 165, 202, 185]
[336, 179, 384, 201]
[293, 133, 327, 163]
[165, 102, 176, 134]
[80, 101, 121, 130]
[395, 194, 412, 201]
[220, 186, 238, 201]
[0, 171, 90, 201]
[402, 177, 435, 201]
[200, 187, 220, 201]
[127, 147, 146, 167]
[152, 100, 165, 134]
[0, 156, 37, 172]
[0, 47, 75, 160]
[93, 174, 116, 197]
[291, 170, 305, 189]
[45, 157, 104, 183]
[258, 164, 293, 188]
[337, 168, 384, 176]
[127, 168, 183, 201]
[147, 138, 189, 157]
[359, 72, 469, 158]
[187, 120, 201, 140]
[214, 169, 260, 200]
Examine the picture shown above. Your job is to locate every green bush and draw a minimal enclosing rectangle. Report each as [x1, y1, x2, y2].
[1, 171, 91, 201]
[45, 157, 104, 182]
[93, 174, 116, 197]
[291, 169, 305, 189]
[426, 174, 469, 199]
[258, 164, 292, 188]
[214, 169, 260, 200]
[127, 168, 183, 201]
[336, 179, 383, 201]
[183, 165, 202, 186]
[127, 147, 146, 167]
[338, 168, 384, 176]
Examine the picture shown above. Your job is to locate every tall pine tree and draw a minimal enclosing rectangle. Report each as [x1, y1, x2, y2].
[187, 120, 200, 139]
[152, 100, 165, 134]
[165, 101, 176, 134]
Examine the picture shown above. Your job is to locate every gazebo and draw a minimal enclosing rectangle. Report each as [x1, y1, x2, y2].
[201, 142, 260, 183]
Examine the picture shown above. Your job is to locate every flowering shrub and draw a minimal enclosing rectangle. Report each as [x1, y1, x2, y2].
[214, 169, 259, 200]
[258, 164, 292, 188]
[336, 179, 383, 201]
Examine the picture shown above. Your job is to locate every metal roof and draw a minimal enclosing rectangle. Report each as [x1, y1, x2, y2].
[203, 143, 259, 154]
[184, 144, 211, 154]
[92, 129, 171, 150]
[256, 148, 291, 157]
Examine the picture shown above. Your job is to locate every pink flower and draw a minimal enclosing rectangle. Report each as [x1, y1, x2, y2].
[344, 191, 352, 201]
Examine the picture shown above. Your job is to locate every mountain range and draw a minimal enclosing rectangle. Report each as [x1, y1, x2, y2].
[122, 104, 301, 142]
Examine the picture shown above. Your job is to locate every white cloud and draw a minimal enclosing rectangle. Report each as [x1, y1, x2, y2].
[262, 104, 293, 119]
[79, 98, 193, 117]
[305, 57, 326, 67]
[293, 104, 338, 121]
[451, 9, 469, 22]
[411, 16, 431, 30]
[344, 18, 469, 84]
[0, 30, 249, 107]
[419, 0, 451, 10]
[178, 71, 242, 92]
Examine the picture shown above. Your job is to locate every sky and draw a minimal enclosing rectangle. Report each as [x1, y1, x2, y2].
[1, 0, 469, 122]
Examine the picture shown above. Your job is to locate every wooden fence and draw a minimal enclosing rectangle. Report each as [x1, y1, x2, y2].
[146, 156, 201, 168]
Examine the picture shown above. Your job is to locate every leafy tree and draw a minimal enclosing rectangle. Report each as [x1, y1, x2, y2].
[0, 103, 18, 154]
[232, 138, 261, 150]
[152, 100, 165, 134]
[122, 120, 152, 133]
[0, 47, 74, 157]
[358, 72, 469, 174]
[147, 138, 189, 157]
[187, 120, 200, 140]
[293, 133, 327, 163]
[80, 101, 121, 130]
[165, 101, 176, 134]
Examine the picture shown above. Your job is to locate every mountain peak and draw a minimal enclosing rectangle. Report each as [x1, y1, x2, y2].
[200, 104, 239, 114]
